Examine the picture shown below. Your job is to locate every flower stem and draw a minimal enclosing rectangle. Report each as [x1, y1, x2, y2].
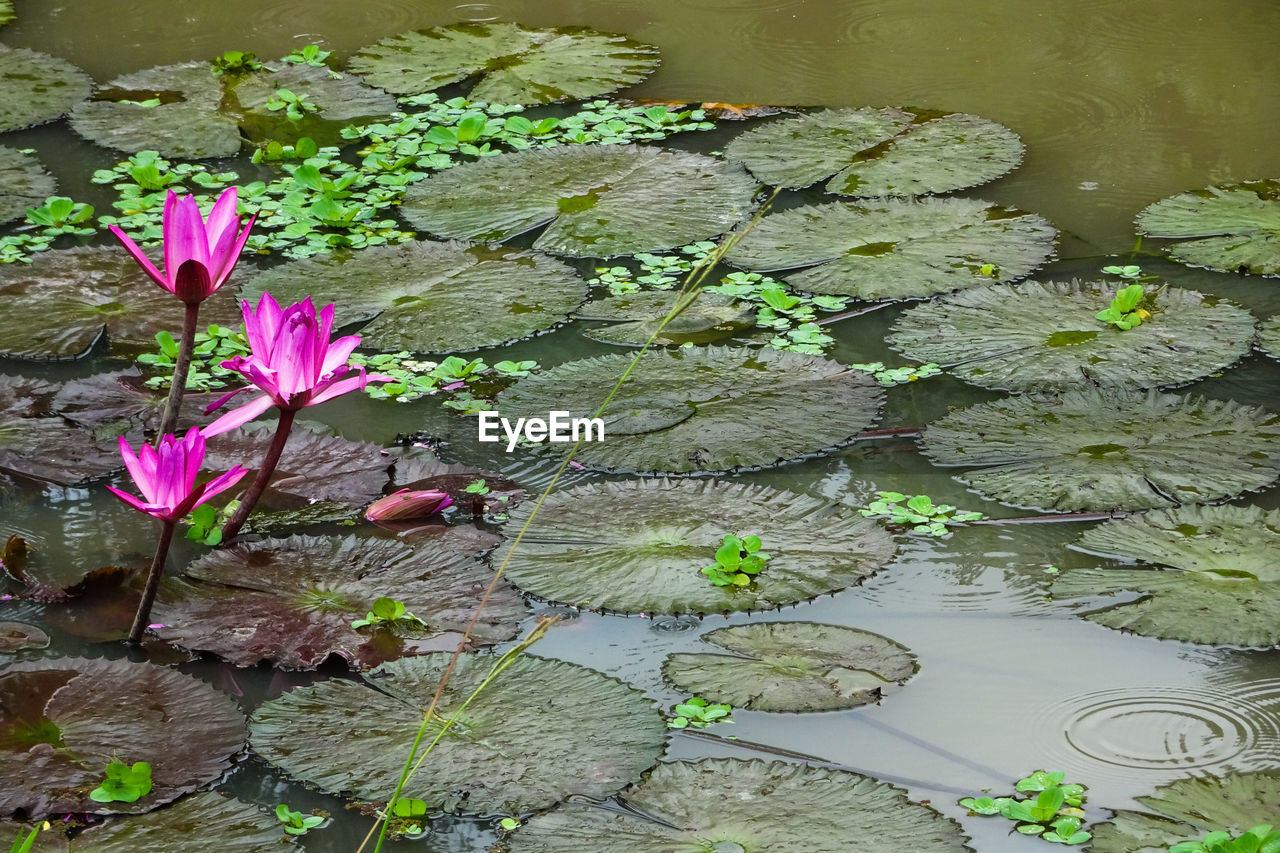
[220, 408, 296, 540]
[154, 302, 201, 445]
[127, 519, 176, 644]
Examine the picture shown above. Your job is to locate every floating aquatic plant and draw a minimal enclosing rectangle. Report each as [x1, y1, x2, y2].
[667, 696, 734, 729]
[701, 533, 770, 587]
[960, 771, 1090, 846]
[1136, 179, 1280, 276]
[859, 491, 984, 536]
[1170, 825, 1280, 853]
[0, 375, 121, 486]
[850, 361, 944, 387]
[577, 291, 756, 348]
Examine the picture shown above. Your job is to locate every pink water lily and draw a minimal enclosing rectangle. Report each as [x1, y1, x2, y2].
[107, 428, 247, 523]
[202, 293, 382, 436]
[109, 187, 256, 305]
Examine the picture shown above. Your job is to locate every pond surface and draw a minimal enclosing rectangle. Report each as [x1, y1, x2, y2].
[2, 0, 1279, 850]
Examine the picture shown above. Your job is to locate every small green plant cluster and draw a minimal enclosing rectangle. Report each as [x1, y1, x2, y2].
[707, 271, 846, 354]
[961, 771, 1090, 846]
[703, 533, 769, 587]
[185, 501, 237, 546]
[667, 696, 734, 729]
[275, 804, 326, 836]
[251, 136, 319, 163]
[265, 88, 319, 121]
[386, 798, 428, 837]
[283, 44, 334, 68]
[849, 361, 943, 386]
[1170, 825, 1280, 853]
[590, 243, 717, 293]
[138, 325, 250, 391]
[859, 492, 984, 536]
[0, 188, 97, 263]
[1095, 283, 1149, 330]
[347, 352, 538, 407]
[91, 150, 240, 246]
[352, 596, 427, 631]
[89, 760, 152, 803]
[210, 50, 264, 75]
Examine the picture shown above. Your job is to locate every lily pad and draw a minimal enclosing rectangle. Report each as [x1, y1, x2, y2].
[1135, 180, 1280, 276]
[152, 532, 524, 669]
[490, 479, 896, 614]
[509, 758, 971, 852]
[920, 389, 1280, 511]
[1260, 314, 1280, 359]
[400, 146, 759, 258]
[725, 108, 1023, 196]
[1088, 772, 1280, 852]
[494, 346, 883, 473]
[0, 376, 121, 486]
[0, 622, 50, 652]
[0, 247, 242, 360]
[249, 653, 666, 813]
[888, 280, 1257, 390]
[0, 1, 12, 28]
[0, 657, 246, 818]
[662, 622, 916, 711]
[69, 63, 242, 159]
[51, 369, 222, 441]
[576, 291, 756, 347]
[229, 62, 398, 146]
[8, 792, 288, 851]
[348, 23, 660, 105]
[0, 47, 93, 132]
[241, 242, 587, 352]
[1052, 505, 1280, 646]
[725, 197, 1056, 301]
[0, 147, 56, 227]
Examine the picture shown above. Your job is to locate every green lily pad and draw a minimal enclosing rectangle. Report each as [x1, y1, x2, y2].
[0, 47, 93, 132]
[400, 146, 759, 258]
[1260, 314, 1280, 359]
[249, 653, 666, 813]
[494, 346, 883, 473]
[1051, 505, 1280, 646]
[0, 247, 242, 359]
[348, 23, 660, 105]
[509, 758, 971, 852]
[241, 242, 587, 352]
[0, 657, 246, 818]
[662, 622, 916, 711]
[6, 792, 287, 852]
[0, 146, 56, 227]
[69, 63, 242, 159]
[152, 532, 525, 669]
[888, 280, 1257, 390]
[0, 622, 50, 652]
[1135, 180, 1280, 276]
[725, 197, 1056, 301]
[228, 62, 398, 146]
[0, 1, 12, 28]
[1088, 772, 1280, 852]
[725, 107, 1023, 196]
[490, 479, 896, 614]
[576, 291, 756, 347]
[920, 389, 1280, 511]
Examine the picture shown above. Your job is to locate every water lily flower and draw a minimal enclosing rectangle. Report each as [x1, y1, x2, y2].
[107, 428, 247, 523]
[109, 187, 256, 305]
[365, 489, 454, 524]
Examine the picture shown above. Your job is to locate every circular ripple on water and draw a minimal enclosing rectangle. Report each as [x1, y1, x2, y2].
[1042, 685, 1280, 781]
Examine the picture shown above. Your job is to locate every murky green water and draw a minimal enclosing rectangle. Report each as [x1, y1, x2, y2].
[3, 0, 1280, 849]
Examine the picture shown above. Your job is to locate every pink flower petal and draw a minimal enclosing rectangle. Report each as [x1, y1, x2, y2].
[105, 484, 150, 513]
[202, 394, 276, 436]
[109, 226, 171, 293]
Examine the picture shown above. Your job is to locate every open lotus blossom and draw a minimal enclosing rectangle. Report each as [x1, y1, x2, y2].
[106, 428, 247, 523]
[365, 489, 454, 524]
[109, 187, 256, 304]
[203, 293, 387, 436]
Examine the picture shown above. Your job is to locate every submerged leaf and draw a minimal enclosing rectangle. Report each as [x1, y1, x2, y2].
[509, 758, 970, 852]
[241, 242, 587, 352]
[152, 532, 524, 668]
[250, 653, 665, 813]
[1260, 314, 1280, 360]
[348, 23, 660, 105]
[888, 280, 1256, 390]
[662, 622, 917, 711]
[400, 146, 759, 257]
[1089, 772, 1280, 851]
[920, 389, 1280, 511]
[494, 346, 883, 473]
[490, 479, 896, 614]
[576, 291, 756, 346]
[0, 657, 246, 818]
[230, 62, 397, 146]
[725, 197, 1055, 300]
[1052, 505, 1280, 646]
[0, 247, 241, 359]
[0, 146, 57, 227]
[726, 107, 1023, 196]
[0, 621, 50, 652]
[0, 47, 93, 132]
[1136, 180, 1280, 276]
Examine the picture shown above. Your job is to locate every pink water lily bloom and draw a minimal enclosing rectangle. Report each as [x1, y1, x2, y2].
[106, 428, 247, 523]
[202, 293, 387, 436]
[109, 187, 256, 304]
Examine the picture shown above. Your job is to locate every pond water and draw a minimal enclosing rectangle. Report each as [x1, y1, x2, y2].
[2, 0, 1279, 850]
